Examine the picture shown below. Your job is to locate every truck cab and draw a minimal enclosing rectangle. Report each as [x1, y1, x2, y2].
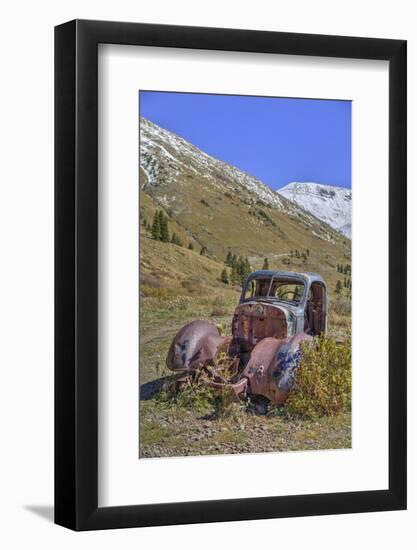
[232, 271, 327, 358]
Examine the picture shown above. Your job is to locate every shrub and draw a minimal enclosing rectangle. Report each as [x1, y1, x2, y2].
[156, 378, 215, 414]
[285, 336, 351, 419]
[220, 268, 229, 284]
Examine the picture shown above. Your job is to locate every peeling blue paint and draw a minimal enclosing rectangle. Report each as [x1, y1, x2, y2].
[276, 346, 302, 392]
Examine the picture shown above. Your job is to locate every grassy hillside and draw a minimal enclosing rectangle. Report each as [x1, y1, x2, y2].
[140, 186, 350, 302]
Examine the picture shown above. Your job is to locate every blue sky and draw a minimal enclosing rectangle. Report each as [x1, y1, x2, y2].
[140, 91, 351, 190]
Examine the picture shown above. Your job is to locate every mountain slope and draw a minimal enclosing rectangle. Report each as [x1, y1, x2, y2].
[277, 182, 352, 238]
[140, 117, 286, 210]
[139, 117, 351, 294]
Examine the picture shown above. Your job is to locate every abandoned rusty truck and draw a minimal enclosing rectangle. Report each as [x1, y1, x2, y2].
[166, 271, 327, 405]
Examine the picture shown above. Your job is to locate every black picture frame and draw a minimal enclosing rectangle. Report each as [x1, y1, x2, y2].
[55, 19, 407, 531]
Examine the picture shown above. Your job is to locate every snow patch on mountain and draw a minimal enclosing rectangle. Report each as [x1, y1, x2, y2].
[277, 182, 352, 238]
[140, 117, 287, 210]
[139, 118, 344, 244]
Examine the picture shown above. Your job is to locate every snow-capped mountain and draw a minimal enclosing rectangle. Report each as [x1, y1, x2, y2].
[140, 117, 286, 210]
[277, 182, 352, 238]
[141, 119, 329, 227]
[139, 118, 348, 249]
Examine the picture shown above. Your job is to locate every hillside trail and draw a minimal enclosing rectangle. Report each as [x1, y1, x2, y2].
[140, 321, 188, 345]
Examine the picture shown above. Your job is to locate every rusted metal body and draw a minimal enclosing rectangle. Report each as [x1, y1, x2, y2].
[166, 320, 231, 372]
[166, 270, 327, 404]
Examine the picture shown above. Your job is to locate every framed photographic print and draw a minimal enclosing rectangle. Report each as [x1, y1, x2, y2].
[55, 20, 407, 530]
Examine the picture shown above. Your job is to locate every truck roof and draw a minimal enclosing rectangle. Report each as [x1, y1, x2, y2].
[245, 270, 326, 287]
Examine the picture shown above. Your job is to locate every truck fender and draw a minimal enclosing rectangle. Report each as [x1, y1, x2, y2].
[166, 320, 230, 372]
[242, 333, 313, 404]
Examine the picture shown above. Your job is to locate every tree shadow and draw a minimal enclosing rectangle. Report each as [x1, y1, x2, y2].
[24, 505, 54, 523]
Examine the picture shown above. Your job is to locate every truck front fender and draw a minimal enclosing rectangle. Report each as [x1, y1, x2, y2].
[242, 333, 313, 404]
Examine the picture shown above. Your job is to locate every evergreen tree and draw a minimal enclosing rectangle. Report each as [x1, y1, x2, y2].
[335, 280, 343, 295]
[306, 249, 310, 256]
[159, 211, 169, 242]
[236, 257, 251, 285]
[200, 246, 207, 256]
[220, 268, 229, 285]
[343, 277, 347, 288]
[262, 258, 269, 270]
[151, 211, 160, 240]
[158, 210, 164, 229]
[225, 251, 232, 266]
[231, 254, 237, 267]
[230, 263, 238, 286]
[236, 256, 243, 282]
[188, 242, 194, 250]
[141, 217, 147, 228]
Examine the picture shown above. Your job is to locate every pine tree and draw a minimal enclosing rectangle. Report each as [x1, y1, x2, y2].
[151, 211, 160, 240]
[200, 246, 207, 256]
[141, 217, 147, 228]
[236, 257, 251, 285]
[336, 280, 343, 295]
[262, 258, 269, 270]
[188, 242, 194, 250]
[306, 249, 310, 256]
[158, 210, 164, 228]
[220, 268, 229, 284]
[159, 211, 169, 242]
[236, 256, 243, 282]
[225, 251, 232, 266]
[231, 254, 237, 267]
[231, 263, 238, 286]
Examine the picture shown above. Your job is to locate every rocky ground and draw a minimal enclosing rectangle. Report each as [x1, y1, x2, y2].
[140, 397, 351, 458]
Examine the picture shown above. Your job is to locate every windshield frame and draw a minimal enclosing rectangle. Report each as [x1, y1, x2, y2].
[241, 275, 308, 305]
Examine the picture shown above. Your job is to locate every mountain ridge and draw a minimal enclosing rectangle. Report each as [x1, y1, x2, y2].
[277, 181, 351, 238]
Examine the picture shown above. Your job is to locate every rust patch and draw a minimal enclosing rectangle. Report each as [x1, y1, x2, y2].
[231, 302, 287, 355]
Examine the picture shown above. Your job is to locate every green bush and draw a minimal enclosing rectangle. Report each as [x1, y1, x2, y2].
[156, 378, 215, 414]
[285, 336, 351, 419]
